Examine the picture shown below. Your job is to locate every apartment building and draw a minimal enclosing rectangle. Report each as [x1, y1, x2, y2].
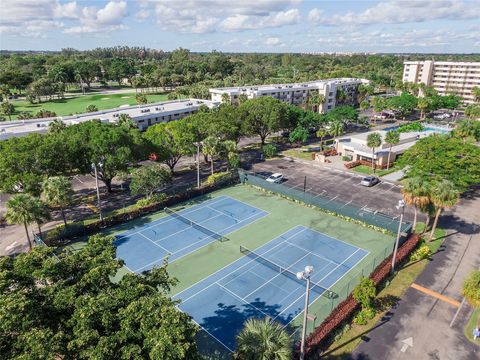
[0, 99, 218, 141]
[403, 61, 480, 104]
[209, 78, 369, 113]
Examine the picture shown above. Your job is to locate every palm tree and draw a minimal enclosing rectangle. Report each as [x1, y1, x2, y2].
[454, 120, 479, 143]
[235, 317, 292, 360]
[329, 120, 344, 150]
[384, 130, 400, 170]
[472, 86, 480, 103]
[5, 194, 39, 251]
[117, 113, 137, 129]
[221, 93, 231, 105]
[429, 180, 459, 241]
[366, 132, 382, 173]
[462, 270, 480, 327]
[48, 119, 66, 133]
[401, 177, 431, 231]
[316, 127, 327, 150]
[31, 198, 51, 241]
[202, 136, 221, 175]
[417, 98, 430, 119]
[42, 176, 73, 226]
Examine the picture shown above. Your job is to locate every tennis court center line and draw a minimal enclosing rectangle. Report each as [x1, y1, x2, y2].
[283, 248, 369, 326]
[410, 283, 461, 307]
[216, 281, 271, 319]
[175, 227, 307, 303]
[219, 195, 272, 218]
[283, 238, 341, 267]
[134, 211, 268, 274]
[276, 247, 363, 321]
[138, 233, 170, 253]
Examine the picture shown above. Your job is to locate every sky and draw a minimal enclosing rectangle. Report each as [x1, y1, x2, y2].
[0, 0, 479, 53]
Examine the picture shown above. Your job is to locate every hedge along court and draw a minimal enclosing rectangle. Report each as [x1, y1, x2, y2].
[82, 184, 395, 355]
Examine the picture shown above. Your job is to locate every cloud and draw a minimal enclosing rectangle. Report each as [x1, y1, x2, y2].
[308, 0, 480, 26]
[137, 0, 301, 33]
[265, 37, 281, 46]
[0, 0, 129, 36]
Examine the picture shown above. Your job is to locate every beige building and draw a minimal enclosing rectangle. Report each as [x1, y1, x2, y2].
[209, 78, 369, 113]
[403, 60, 480, 104]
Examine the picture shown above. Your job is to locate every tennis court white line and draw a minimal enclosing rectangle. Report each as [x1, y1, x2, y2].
[276, 247, 363, 322]
[216, 282, 271, 319]
[176, 226, 306, 303]
[285, 248, 370, 327]
[138, 232, 170, 253]
[134, 211, 268, 274]
[283, 239, 341, 267]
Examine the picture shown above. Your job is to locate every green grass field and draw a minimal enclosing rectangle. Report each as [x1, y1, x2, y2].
[65, 184, 395, 355]
[10, 92, 171, 119]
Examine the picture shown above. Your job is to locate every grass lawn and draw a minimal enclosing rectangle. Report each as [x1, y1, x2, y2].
[10, 92, 172, 119]
[281, 148, 315, 161]
[321, 224, 446, 359]
[465, 308, 479, 344]
[351, 165, 399, 177]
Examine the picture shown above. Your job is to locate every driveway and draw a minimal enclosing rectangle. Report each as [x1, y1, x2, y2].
[251, 158, 416, 222]
[352, 187, 480, 360]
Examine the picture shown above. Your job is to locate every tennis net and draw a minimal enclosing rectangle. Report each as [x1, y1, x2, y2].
[164, 207, 229, 242]
[240, 245, 336, 299]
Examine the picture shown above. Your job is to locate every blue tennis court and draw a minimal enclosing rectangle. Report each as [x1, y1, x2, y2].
[115, 196, 268, 273]
[173, 225, 369, 352]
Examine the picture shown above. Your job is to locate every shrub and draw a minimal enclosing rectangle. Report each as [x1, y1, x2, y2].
[136, 193, 167, 207]
[342, 155, 352, 162]
[205, 171, 232, 186]
[352, 277, 376, 310]
[353, 308, 376, 325]
[262, 144, 277, 158]
[410, 245, 432, 261]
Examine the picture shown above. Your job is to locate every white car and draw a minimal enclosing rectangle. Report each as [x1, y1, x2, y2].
[266, 173, 284, 184]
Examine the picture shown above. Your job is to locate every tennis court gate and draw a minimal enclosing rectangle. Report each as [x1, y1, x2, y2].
[238, 169, 412, 236]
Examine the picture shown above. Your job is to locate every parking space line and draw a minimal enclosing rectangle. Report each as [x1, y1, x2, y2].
[410, 283, 461, 308]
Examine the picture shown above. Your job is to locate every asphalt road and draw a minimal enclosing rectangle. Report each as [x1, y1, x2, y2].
[351, 187, 480, 360]
[251, 158, 416, 222]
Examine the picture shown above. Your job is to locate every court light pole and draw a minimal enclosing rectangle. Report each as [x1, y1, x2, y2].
[91, 162, 103, 222]
[391, 199, 405, 273]
[194, 142, 201, 189]
[297, 265, 314, 360]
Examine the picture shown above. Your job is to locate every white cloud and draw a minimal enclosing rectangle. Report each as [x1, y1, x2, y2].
[265, 37, 281, 46]
[137, 0, 301, 33]
[0, 0, 129, 36]
[309, 0, 480, 26]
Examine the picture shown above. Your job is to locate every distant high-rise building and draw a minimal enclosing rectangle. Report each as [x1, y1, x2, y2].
[403, 60, 480, 104]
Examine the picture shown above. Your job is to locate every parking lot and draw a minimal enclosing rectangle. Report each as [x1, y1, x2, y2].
[251, 158, 416, 223]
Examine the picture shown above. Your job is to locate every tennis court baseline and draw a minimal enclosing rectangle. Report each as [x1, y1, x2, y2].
[115, 196, 268, 273]
[174, 225, 369, 352]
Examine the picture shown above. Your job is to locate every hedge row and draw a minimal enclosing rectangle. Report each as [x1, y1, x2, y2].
[344, 159, 391, 170]
[43, 174, 239, 246]
[304, 233, 421, 356]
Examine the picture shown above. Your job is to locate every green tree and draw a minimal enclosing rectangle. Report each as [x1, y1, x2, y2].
[130, 164, 172, 200]
[386, 93, 418, 118]
[352, 277, 376, 310]
[429, 180, 459, 241]
[462, 270, 480, 327]
[360, 100, 370, 111]
[202, 136, 222, 175]
[85, 104, 98, 113]
[465, 104, 480, 120]
[366, 132, 382, 173]
[316, 127, 327, 150]
[289, 126, 309, 144]
[472, 86, 480, 103]
[0, 234, 199, 359]
[117, 113, 137, 130]
[1, 101, 15, 120]
[401, 177, 431, 231]
[31, 197, 51, 241]
[241, 97, 288, 145]
[221, 92, 231, 104]
[238, 93, 248, 105]
[384, 130, 400, 170]
[136, 93, 148, 104]
[417, 97, 430, 119]
[454, 119, 480, 143]
[48, 119, 66, 133]
[41, 176, 73, 226]
[5, 194, 39, 250]
[371, 96, 386, 113]
[329, 119, 345, 150]
[235, 317, 292, 360]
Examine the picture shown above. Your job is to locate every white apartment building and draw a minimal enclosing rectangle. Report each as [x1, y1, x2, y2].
[0, 99, 218, 141]
[209, 78, 369, 113]
[403, 61, 480, 104]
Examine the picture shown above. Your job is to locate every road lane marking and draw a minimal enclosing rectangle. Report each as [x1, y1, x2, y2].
[410, 283, 461, 307]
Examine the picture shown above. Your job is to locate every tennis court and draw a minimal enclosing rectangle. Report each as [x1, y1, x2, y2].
[173, 225, 369, 352]
[114, 195, 268, 273]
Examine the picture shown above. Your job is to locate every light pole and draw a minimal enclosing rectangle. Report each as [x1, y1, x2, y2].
[194, 142, 201, 189]
[297, 265, 314, 360]
[391, 199, 405, 273]
[91, 163, 103, 222]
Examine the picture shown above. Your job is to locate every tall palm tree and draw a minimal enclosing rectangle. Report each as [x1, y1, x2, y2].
[117, 113, 137, 129]
[329, 120, 344, 150]
[32, 198, 51, 241]
[316, 127, 327, 150]
[401, 177, 431, 231]
[202, 136, 221, 175]
[366, 132, 382, 173]
[454, 120, 479, 143]
[235, 317, 292, 360]
[462, 270, 480, 327]
[48, 119, 66, 133]
[5, 194, 39, 251]
[471, 86, 480, 103]
[42, 176, 73, 226]
[384, 130, 400, 170]
[429, 180, 459, 241]
[417, 98, 430, 119]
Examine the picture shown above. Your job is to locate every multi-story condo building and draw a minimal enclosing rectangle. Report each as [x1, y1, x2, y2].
[403, 61, 480, 104]
[0, 99, 218, 141]
[209, 78, 369, 113]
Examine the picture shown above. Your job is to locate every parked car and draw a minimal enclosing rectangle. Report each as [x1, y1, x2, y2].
[360, 176, 380, 187]
[266, 173, 284, 184]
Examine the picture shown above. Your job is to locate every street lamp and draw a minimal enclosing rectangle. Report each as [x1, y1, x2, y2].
[297, 265, 314, 360]
[391, 199, 405, 273]
[91, 162, 103, 221]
